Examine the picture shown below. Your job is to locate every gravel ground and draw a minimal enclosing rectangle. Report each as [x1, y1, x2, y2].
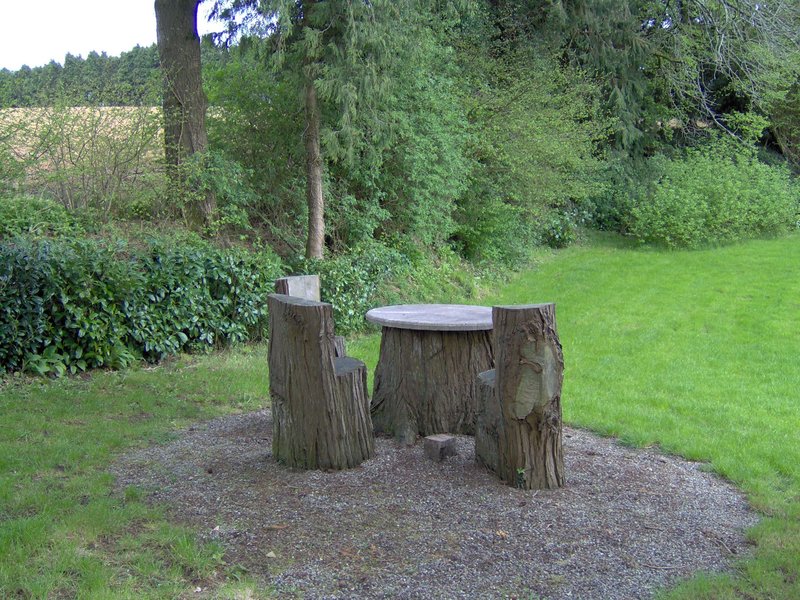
[111, 410, 758, 599]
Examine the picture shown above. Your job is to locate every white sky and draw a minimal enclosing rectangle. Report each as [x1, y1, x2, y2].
[0, 1, 218, 71]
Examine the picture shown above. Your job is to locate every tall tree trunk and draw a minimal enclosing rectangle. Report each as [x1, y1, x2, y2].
[304, 77, 325, 259]
[301, 0, 325, 260]
[154, 0, 215, 230]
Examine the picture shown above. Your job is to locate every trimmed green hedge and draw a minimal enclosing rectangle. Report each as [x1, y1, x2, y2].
[0, 236, 283, 376]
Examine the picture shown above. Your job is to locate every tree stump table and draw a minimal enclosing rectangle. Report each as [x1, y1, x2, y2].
[366, 304, 494, 444]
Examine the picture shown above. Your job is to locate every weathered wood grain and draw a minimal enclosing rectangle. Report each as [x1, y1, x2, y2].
[268, 294, 373, 470]
[475, 304, 564, 490]
[275, 275, 346, 357]
[371, 327, 493, 444]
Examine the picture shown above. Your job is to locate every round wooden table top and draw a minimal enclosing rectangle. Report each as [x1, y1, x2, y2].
[365, 304, 493, 332]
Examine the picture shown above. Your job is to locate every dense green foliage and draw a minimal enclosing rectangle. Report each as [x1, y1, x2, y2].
[0, 190, 490, 375]
[591, 139, 800, 247]
[629, 141, 799, 247]
[206, 0, 468, 254]
[0, 221, 283, 376]
[546, 0, 800, 152]
[0, 195, 86, 238]
[453, 26, 606, 260]
[0, 0, 799, 378]
[204, 2, 610, 262]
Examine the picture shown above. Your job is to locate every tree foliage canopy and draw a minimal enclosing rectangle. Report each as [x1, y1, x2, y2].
[1, 0, 798, 262]
[0, 45, 162, 107]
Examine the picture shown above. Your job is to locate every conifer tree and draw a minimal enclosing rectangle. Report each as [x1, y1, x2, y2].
[546, 0, 800, 150]
[212, 0, 401, 258]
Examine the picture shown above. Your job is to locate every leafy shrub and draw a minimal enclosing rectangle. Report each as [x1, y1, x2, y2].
[364, 34, 470, 249]
[0, 195, 86, 238]
[43, 239, 137, 374]
[178, 149, 258, 235]
[391, 243, 481, 305]
[588, 156, 664, 233]
[630, 141, 799, 248]
[537, 209, 580, 249]
[206, 43, 307, 245]
[0, 237, 135, 375]
[0, 235, 283, 376]
[0, 105, 163, 217]
[0, 240, 53, 373]
[770, 84, 800, 171]
[126, 240, 282, 361]
[450, 42, 606, 261]
[453, 194, 532, 266]
[294, 242, 408, 335]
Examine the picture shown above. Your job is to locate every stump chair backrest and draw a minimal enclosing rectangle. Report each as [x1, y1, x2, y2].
[274, 274, 321, 301]
[274, 274, 348, 357]
[268, 293, 335, 369]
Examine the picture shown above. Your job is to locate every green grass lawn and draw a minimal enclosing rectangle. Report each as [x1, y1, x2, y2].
[2, 232, 800, 598]
[494, 232, 800, 599]
[0, 347, 272, 598]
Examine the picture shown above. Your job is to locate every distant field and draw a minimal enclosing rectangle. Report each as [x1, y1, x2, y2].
[0, 106, 164, 210]
[0, 106, 162, 156]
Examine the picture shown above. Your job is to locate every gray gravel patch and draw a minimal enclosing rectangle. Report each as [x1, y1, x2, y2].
[110, 410, 758, 599]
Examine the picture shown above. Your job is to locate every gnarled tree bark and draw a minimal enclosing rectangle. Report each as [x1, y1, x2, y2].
[154, 0, 215, 229]
[371, 328, 493, 443]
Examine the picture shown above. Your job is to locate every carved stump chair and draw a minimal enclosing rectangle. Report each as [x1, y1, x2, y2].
[267, 293, 373, 470]
[475, 304, 565, 490]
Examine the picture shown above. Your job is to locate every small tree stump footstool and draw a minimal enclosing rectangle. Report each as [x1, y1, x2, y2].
[475, 304, 565, 490]
[424, 434, 458, 461]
